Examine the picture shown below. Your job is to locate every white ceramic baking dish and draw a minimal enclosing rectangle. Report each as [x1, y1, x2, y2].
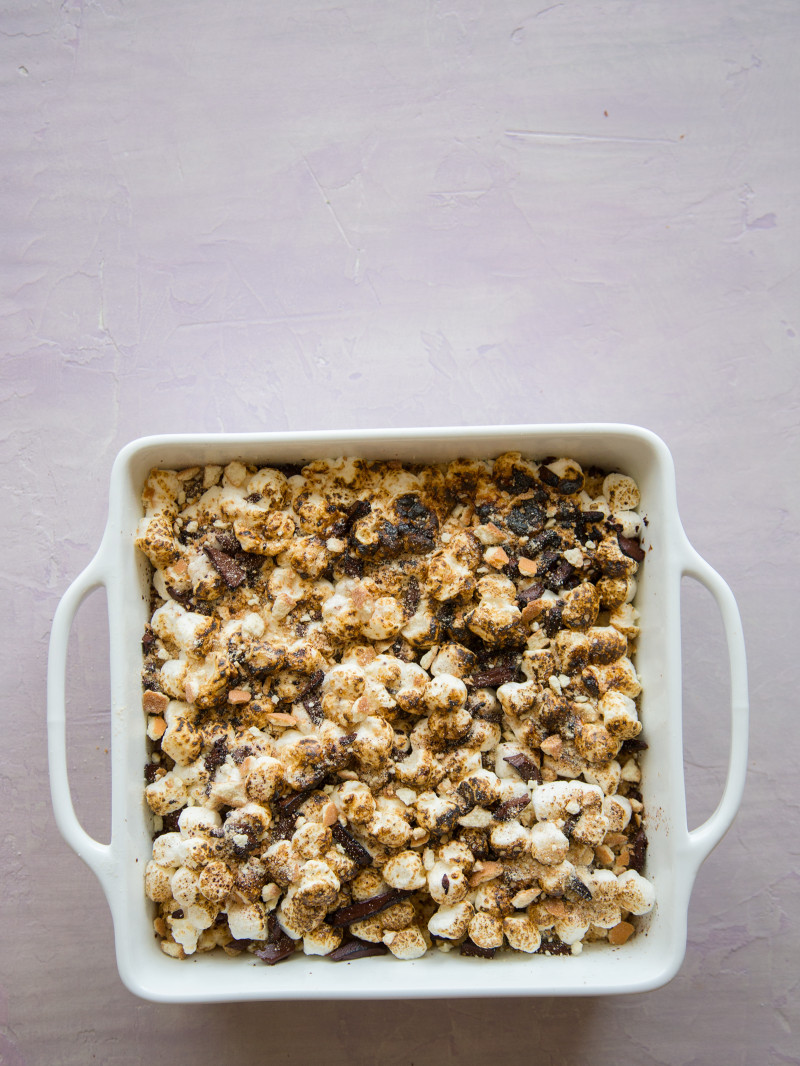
[48, 424, 748, 1003]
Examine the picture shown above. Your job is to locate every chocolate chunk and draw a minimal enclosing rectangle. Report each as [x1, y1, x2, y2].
[301, 693, 323, 725]
[254, 915, 297, 965]
[503, 752, 542, 785]
[226, 937, 253, 954]
[459, 939, 496, 958]
[329, 498, 372, 539]
[538, 466, 583, 495]
[567, 875, 593, 901]
[628, 827, 648, 873]
[302, 669, 324, 695]
[331, 824, 373, 867]
[542, 603, 564, 637]
[537, 549, 560, 574]
[213, 529, 241, 554]
[165, 584, 192, 607]
[395, 494, 439, 554]
[621, 736, 649, 756]
[537, 465, 560, 488]
[204, 736, 228, 773]
[528, 529, 563, 556]
[562, 814, 579, 839]
[442, 873, 450, 895]
[545, 559, 574, 590]
[503, 550, 520, 577]
[403, 576, 420, 615]
[155, 810, 181, 837]
[504, 468, 538, 495]
[617, 533, 645, 563]
[322, 732, 356, 777]
[581, 510, 606, 524]
[536, 938, 572, 956]
[493, 794, 531, 821]
[561, 571, 582, 591]
[507, 499, 545, 537]
[271, 815, 299, 841]
[144, 762, 159, 784]
[476, 503, 496, 523]
[244, 492, 263, 503]
[328, 939, 389, 962]
[204, 546, 246, 588]
[329, 890, 411, 927]
[467, 665, 517, 689]
[267, 912, 293, 947]
[172, 909, 184, 920]
[393, 640, 416, 666]
[367, 519, 402, 559]
[581, 669, 600, 697]
[299, 668, 325, 725]
[276, 788, 315, 817]
[516, 582, 545, 606]
[142, 626, 156, 652]
[340, 554, 364, 578]
[254, 942, 295, 965]
[236, 550, 265, 578]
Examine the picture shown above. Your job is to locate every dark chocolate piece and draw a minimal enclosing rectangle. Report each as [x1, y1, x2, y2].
[204, 546, 246, 588]
[617, 533, 645, 563]
[467, 665, 517, 689]
[620, 736, 649, 756]
[459, 939, 496, 958]
[329, 498, 372, 539]
[538, 466, 583, 495]
[567, 875, 593, 901]
[204, 736, 228, 773]
[403, 576, 420, 615]
[213, 529, 241, 554]
[165, 584, 192, 607]
[253, 942, 295, 965]
[542, 603, 564, 637]
[536, 939, 572, 956]
[493, 794, 531, 821]
[546, 559, 574, 590]
[331, 823, 373, 867]
[517, 582, 545, 606]
[394, 494, 439, 553]
[160, 810, 181, 834]
[628, 827, 648, 873]
[300, 668, 325, 725]
[506, 499, 545, 537]
[340, 554, 364, 578]
[276, 788, 315, 817]
[329, 890, 411, 927]
[328, 939, 389, 962]
[503, 752, 543, 785]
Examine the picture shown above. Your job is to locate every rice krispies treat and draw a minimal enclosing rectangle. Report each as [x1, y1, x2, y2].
[136, 454, 654, 964]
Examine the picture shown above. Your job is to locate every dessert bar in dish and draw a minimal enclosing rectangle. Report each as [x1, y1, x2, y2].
[135, 453, 655, 964]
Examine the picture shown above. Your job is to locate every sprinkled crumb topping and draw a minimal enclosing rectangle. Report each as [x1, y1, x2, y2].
[136, 454, 654, 963]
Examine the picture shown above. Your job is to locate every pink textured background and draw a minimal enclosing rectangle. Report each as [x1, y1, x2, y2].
[3, 1, 798, 1062]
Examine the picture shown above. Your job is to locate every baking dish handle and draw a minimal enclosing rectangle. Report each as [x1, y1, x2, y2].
[680, 542, 749, 873]
[48, 554, 115, 893]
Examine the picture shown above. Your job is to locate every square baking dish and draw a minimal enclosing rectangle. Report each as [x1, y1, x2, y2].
[48, 424, 748, 1002]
